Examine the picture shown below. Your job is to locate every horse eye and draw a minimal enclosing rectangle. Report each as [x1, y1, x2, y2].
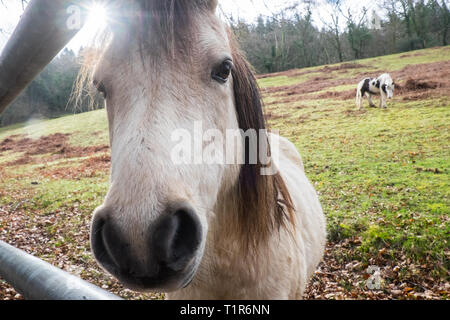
[93, 80, 107, 98]
[212, 59, 233, 83]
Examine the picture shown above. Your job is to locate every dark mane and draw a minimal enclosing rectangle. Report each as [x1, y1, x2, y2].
[229, 35, 296, 250]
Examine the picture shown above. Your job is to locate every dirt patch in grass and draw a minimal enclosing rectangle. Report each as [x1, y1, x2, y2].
[265, 111, 288, 120]
[0, 135, 25, 152]
[0, 133, 110, 166]
[400, 52, 425, 58]
[266, 97, 302, 106]
[257, 62, 367, 80]
[261, 65, 373, 100]
[294, 104, 312, 109]
[263, 60, 450, 104]
[263, 76, 359, 98]
[391, 61, 450, 86]
[1, 133, 68, 155]
[318, 62, 368, 73]
[257, 68, 318, 79]
[41, 155, 111, 180]
[400, 91, 436, 101]
[395, 74, 448, 101]
[342, 108, 367, 117]
[398, 79, 439, 92]
[315, 89, 356, 100]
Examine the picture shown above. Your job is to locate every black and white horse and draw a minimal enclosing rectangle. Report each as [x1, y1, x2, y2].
[356, 73, 395, 109]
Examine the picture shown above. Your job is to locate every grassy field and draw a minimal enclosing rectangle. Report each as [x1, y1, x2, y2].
[0, 46, 449, 299]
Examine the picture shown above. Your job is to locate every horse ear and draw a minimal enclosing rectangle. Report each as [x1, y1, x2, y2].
[210, 0, 219, 11]
[198, 0, 218, 11]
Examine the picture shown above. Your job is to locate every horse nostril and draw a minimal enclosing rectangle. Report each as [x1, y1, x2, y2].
[152, 205, 202, 272]
[91, 216, 115, 269]
[91, 213, 131, 274]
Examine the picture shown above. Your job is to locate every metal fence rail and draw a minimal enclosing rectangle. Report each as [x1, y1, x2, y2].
[0, 240, 122, 300]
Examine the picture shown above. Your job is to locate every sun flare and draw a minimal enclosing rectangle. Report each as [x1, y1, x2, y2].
[85, 2, 108, 33]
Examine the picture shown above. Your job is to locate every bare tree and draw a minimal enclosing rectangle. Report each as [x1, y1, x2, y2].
[0, 0, 28, 35]
[340, 6, 370, 59]
[0, 0, 28, 10]
[319, 0, 345, 62]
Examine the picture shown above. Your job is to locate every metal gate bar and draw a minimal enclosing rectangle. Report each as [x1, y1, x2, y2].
[0, 240, 122, 300]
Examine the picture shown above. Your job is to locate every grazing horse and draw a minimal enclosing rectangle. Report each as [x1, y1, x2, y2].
[0, 0, 326, 299]
[356, 73, 395, 109]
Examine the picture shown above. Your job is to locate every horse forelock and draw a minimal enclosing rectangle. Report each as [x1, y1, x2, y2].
[105, 0, 216, 56]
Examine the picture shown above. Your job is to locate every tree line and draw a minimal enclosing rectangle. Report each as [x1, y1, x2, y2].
[230, 0, 449, 73]
[0, 49, 92, 126]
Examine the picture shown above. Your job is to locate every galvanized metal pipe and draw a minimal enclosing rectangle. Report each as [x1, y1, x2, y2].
[0, 240, 123, 300]
[0, 0, 88, 113]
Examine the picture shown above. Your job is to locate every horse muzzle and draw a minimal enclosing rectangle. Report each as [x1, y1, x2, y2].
[90, 202, 203, 292]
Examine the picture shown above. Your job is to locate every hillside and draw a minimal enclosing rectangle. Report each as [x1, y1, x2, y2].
[0, 46, 449, 300]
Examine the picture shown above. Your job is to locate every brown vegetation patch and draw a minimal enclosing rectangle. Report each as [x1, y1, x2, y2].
[262, 75, 360, 102]
[414, 166, 443, 174]
[400, 52, 424, 58]
[391, 61, 450, 87]
[0, 133, 110, 166]
[389, 61, 450, 101]
[311, 76, 333, 81]
[394, 69, 448, 101]
[315, 89, 356, 100]
[393, 61, 450, 101]
[263, 60, 450, 104]
[343, 108, 368, 117]
[257, 68, 317, 79]
[295, 104, 311, 109]
[297, 114, 311, 123]
[401, 79, 439, 91]
[319, 62, 367, 72]
[265, 111, 284, 120]
[41, 155, 111, 180]
[266, 97, 303, 106]
[0, 133, 69, 155]
[400, 91, 436, 101]
[0, 135, 26, 152]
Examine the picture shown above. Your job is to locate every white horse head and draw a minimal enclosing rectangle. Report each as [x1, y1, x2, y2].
[379, 73, 395, 98]
[87, 0, 296, 292]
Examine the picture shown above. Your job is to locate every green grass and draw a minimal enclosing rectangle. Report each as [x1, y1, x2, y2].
[259, 71, 324, 88]
[261, 47, 450, 279]
[0, 46, 449, 297]
[0, 109, 109, 147]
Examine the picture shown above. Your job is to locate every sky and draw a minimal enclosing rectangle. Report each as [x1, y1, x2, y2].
[0, 0, 377, 54]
